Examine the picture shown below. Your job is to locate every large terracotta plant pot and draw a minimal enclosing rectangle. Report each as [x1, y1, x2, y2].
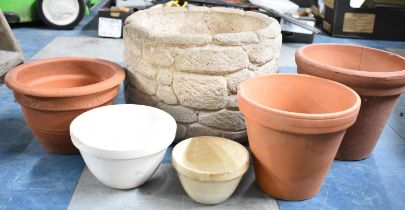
[296, 44, 405, 160]
[123, 7, 282, 141]
[5, 57, 125, 154]
[238, 74, 361, 200]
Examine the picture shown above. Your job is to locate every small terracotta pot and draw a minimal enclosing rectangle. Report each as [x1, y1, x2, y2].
[5, 57, 125, 154]
[296, 44, 405, 160]
[238, 74, 361, 200]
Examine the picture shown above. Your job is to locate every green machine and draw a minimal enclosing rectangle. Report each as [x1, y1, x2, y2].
[0, 0, 100, 29]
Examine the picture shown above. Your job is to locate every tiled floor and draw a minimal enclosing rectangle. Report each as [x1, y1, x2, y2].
[69, 165, 279, 210]
[0, 6, 405, 210]
[32, 37, 123, 62]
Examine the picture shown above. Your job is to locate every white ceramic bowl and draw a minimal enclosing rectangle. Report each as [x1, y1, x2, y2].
[70, 104, 176, 189]
[172, 136, 250, 205]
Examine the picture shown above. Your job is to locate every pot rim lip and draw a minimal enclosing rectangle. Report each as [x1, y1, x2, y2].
[5, 57, 125, 97]
[70, 104, 177, 160]
[296, 43, 405, 79]
[127, 7, 276, 41]
[238, 73, 361, 120]
[172, 136, 250, 182]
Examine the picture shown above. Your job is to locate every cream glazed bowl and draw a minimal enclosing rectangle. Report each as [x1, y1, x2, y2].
[70, 104, 176, 189]
[172, 136, 250, 205]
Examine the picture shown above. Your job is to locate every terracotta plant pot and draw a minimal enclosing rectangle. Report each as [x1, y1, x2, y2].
[5, 57, 125, 154]
[172, 136, 249, 204]
[296, 44, 405, 160]
[238, 74, 361, 200]
[124, 7, 282, 141]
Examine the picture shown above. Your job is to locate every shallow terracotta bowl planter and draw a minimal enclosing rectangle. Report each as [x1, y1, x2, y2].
[296, 44, 405, 160]
[5, 57, 125, 154]
[172, 136, 249, 205]
[70, 104, 177, 189]
[238, 74, 361, 200]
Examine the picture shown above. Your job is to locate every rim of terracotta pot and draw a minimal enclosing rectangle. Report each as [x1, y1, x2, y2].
[70, 104, 177, 160]
[172, 136, 249, 182]
[125, 6, 279, 46]
[238, 74, 361, 134]
[296, 44, 405, 96]
[5, 57, 125, 97]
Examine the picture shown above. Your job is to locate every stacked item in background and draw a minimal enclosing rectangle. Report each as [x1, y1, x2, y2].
[98, 5, 134, 38]
[250, 0, 316, 43]
[312, 0, 405, 40]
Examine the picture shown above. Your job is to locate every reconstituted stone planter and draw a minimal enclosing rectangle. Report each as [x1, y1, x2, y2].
[123, 7, 282, 141]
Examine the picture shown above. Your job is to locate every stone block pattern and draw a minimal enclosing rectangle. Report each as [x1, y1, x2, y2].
[124, 7, 282, 142]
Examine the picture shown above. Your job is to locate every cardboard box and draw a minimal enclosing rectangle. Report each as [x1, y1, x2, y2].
[313, 0, 405, 41]
[98, 6, 134, 38]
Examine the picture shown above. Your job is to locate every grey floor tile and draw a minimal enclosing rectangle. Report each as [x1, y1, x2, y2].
[32, 37, 124, 62]
[278, 43, 305, 67]
[68, 164, 279, 210]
